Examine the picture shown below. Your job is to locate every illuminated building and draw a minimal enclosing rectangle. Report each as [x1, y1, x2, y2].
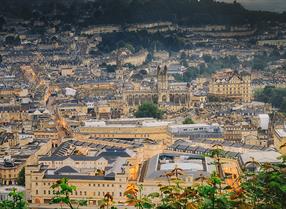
[209, 69, 252, 102]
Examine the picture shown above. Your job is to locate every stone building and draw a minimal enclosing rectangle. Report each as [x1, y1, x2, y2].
[25, 141, 139, 207]
[273, 125, 286, 155]
[123, 65, 193, 107]
[0, 138, 52, 185]
[78, 118, 172, 145]
[209, 69, 252, 102]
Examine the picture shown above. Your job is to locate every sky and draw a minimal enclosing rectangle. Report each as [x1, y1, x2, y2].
[220, 0, 286, 13]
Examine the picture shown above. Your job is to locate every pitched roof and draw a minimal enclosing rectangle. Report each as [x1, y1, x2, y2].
[55, 166, 79, 174]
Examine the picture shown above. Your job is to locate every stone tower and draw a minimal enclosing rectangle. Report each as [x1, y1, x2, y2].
[116, 50, 124, 81]
[157, 65, 169, 103]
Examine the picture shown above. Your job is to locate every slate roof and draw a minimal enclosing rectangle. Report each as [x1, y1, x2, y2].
[55, 166, 79, 174]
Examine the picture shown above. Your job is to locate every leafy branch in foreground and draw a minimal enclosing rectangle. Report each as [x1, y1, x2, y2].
[0, 188, 28, 209]
[239, 158, 286, 209]
[124, 184, 156, 209]
[50, 177, 87, 209]
[98, 192, 116, 209]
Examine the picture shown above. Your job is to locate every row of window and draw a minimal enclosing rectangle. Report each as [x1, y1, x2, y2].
[38, 182, 123, 188]
[38, 190, 123, 197]
[0, 174, 17, 178]
[95, 134, 150, 138]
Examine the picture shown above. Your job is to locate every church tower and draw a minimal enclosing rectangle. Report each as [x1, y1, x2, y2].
[157, 65, 169, 103]
[116, 50, 124, 81]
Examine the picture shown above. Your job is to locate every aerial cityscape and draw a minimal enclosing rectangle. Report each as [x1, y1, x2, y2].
[0, 0, 285, 209]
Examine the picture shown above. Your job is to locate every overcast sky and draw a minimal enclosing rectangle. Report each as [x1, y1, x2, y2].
[219, 0, 286, 13]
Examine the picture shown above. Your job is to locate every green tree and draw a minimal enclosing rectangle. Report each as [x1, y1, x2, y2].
[98, 192, 117, 209]
[180, 52, 187, 60]
[280, 98, 286, 113]
[240, 157, 286, 209]
[154, 167, 234, 209]
[183, 117, 195, 124]
[125, 184, 156, 209]
[0, 16, 5, 30]
[203, 54, 212, 63]
[50, 178, 87, 209]
[5, 35, 21, 46]
[134, 102, 163, 119]
[17, 167, 25, 186]
[0, 188, 28, 209]
[255, 86, 286, 113]
[196, 173, 235, 209]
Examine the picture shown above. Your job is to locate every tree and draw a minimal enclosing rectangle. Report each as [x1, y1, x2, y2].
[203, 54, 212, 63]
[280, 98, 286, 113]
[240, 157, 286, 209]
[98, 192, 115, 209]
[134, 102, 163, 119]
[196, 173, 235, 209]
[5, 35, 21, 46]
[0, 16, 5, 31]
[0, 188, 28, 209]
[255, 86, 286, 113]
[125, 184, 155, 209]
[183, 117, 195, 124]
[17, 167, 25, 186]
[50, 178, 87, 209]
[180, 52, 187, 60]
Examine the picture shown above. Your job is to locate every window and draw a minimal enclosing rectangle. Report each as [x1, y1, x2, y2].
[44, 190, 46, 195]
[36, 190, 38, 195]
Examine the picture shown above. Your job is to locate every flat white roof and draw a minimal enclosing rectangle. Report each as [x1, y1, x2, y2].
[258, 114, 269, 119]
[160, 162, 203, 171]
[169, 124, 213, 128]
[240, 151, 281, 164]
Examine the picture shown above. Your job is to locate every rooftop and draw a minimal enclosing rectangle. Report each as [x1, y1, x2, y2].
[144, 153, 215, 180]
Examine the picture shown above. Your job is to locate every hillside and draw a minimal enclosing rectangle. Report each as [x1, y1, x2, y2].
[0, 0, 286, 26]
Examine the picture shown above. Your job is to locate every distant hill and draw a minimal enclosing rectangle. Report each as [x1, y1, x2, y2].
[0, 0, 286, 26]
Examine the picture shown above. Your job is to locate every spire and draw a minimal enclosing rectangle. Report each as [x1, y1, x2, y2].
[164, 65, 168, 75]
[116, 49, 121, 68]
[157, 65, 161, 76]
